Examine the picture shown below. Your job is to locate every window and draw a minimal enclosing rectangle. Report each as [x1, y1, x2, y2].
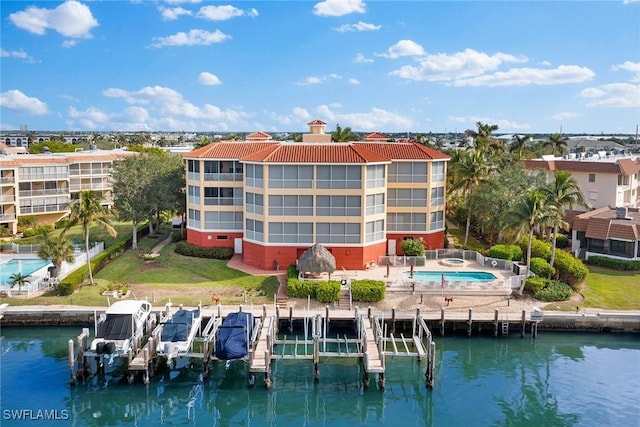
[204, 211, 243, 230]
[610, 240, 632, 257]
[246, 164, 264, 188]
[388, 188, 427, 207]
[217, 236, 228, 240]
[365, 220, 385, 242]
[431, 187, 445, 207]
[618, 175, 629, 186]
[188, 185, 200, 205]
[245, 192, 263, 214]
[204, 187, 242, 206]
[317, 165, 362, 189]
[316, 195, 361, 216]
[269, 195, 313, 216]
[388, 162, 427, 183]
[245, 219, 263, 242]
[366, 165, 386, 188]
[187, 160, 200, 181]
[268, 222, 313, 243]
[589, 190, 598, 201]
[188, 208, 201, 228]
[269, 165, 313, 188]
[431, 161, 445, 182]
[387, 213, 426, 232]
[366, 193, 385, 215]
[316, 222, 361, 244]
[588, 173, 596, 183]
[203, 161, 242, 181]
[430, 210, 444, 230]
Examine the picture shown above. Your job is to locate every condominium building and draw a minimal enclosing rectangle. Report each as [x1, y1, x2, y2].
[0, 148, 134, 234]
[524, 154, 640, 210]
[184, 120, 450, 271]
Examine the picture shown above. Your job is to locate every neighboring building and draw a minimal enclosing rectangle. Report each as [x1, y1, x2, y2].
[0, 149, 134, 234]
[569, 207, 640, 260]
[524, 155, 640, 210]
[184, 121, 450, 271]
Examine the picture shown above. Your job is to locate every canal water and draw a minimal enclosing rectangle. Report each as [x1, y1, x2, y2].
[1, 326, 639, 426]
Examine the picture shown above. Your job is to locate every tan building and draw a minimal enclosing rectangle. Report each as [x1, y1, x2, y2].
[184, 120, 450, 271]
[569, 207, 640, 260]
[524, 155, 640, 210]
[0, 149, 134, 234]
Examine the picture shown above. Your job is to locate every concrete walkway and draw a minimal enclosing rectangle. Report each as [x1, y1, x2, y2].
[226, 255, 289, 300]
[150, 235, 172, 254]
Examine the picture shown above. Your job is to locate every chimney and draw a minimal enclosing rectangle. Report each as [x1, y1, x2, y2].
[615, 207, 630, 219]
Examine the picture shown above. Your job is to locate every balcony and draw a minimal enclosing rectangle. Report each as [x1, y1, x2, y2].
[0, 213, 17, 221]
[19, 204, 68, 214]
[18, 173, 69, 181]
[0, 177, 15, 185]
[69, 183, 109, 191]
[69, 168, 111, 176]
[204, 172, 243, 182]
[19, 188, 69, 197]
[0, 195, 15, 203]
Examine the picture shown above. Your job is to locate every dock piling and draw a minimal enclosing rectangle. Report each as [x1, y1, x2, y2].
[467, 308, 473, 336]
[68, 339, 75, 386]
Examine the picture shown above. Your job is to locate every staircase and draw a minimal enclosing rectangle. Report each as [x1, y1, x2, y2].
[275, 298, 288, 310]
[501, 315, 509, 336]
[338, 289, 351, 310]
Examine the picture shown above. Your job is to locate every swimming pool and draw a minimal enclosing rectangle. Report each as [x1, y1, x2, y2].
[0, 258, 52, 285]
[404, 271, 497, 282]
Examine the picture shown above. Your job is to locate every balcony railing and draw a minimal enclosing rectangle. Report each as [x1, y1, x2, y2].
[204, 172, 243, 182]
[18, 188, 69, 197]
[0, 195, 16, 203]
[18, 173, 69, 181]
[0, 213, 17, 221]
[69, 183, 108, 191]
[69, 169, 110, 176]
[19, 204, 67, 214]
[0, 177, 15, 184]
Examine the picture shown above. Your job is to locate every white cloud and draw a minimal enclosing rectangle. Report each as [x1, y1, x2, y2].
[293, 107, 311, 120]
[196, 5, 258, 21]
[159, 7, 192, 21]
[151, 29, 230, 47]
[447, 115, 530, 130]
[297, 74, 341, 86]
[390, 48, 526, 81]
[0, 89, 48, 115]
[612, 61, 640, 82]
[552, 112, 579, 120]
[313, 0, 365, 17]
[580, 83, 640, 108]
[354, 53, 373, 64]
[102, 85, 248, 123]
[198, 72, 222, 85]
[453, 65, 594, 87]
[165, 0, 202, 4]
[379, 39, 425, 59]
[623, 0, 638, 4]
[68, 106, 110, 128]
[62, 39, 77, 48]
[0, 48, 35, 62]
[9, 0, 98, 38]
[315, 104, 413, 130]
[334, 21, 380, 32]
[348, 78, 360, 85]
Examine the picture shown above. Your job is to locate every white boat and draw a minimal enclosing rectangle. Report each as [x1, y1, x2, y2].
[156, 306, 203, 365]
[89, 300, 153, 365]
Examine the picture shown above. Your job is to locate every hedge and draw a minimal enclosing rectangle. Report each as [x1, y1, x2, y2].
[524, 276, 546, 294]
[286, 278, 317, 298]
[533, 280, 573, 302]
[586, 256, 640, 271]
[351, 279, 386, 302]
[286, 279, 340, 302]
[554, 250, 588, 290]
[530, 257, 555, 278]
[174, 241, 233, 259]
[315, 281, 341, 303]
[554, 233, 569, 249]
[488, 244, 522, 261]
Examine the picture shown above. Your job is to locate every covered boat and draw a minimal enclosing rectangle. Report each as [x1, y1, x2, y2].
[215, 312, 254, 361]
[157, 307, 203, 364]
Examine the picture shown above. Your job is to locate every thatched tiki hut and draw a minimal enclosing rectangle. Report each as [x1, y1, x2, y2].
[297, 243, 336, 279]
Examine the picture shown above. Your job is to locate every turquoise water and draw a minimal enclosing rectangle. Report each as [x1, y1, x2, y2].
[1, 327, 639, 426]
[405, 270, 497, 282]
[0, 258, 51, 285]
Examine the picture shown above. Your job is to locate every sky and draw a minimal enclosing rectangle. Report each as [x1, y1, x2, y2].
[1, 0, 639, 135]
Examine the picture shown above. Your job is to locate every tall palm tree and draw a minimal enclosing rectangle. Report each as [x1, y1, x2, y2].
[465, 121, 499, 153]
[505, 189, 557, 295]
[510, 134, 532, 161]
[543, 133, 568, 156]
[541, 171, 590, 277]
[63, 190, 117, 285]
[9, 272, 30, 292]
[451, 149, 490, 246]
[37, 234, 76, 278]
[331, 124, 359, 142]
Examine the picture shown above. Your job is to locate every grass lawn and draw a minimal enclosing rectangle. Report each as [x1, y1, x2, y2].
[15, 221, 135, 249]
[447, 224, 485, 252]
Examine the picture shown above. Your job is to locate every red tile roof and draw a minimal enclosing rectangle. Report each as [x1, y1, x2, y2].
[365, 132, 388, 140]
[523, 158, 640, 175]
[573, 207, 640, 241]
[307, 119, 326, 125]
[185, 141, 450, 163]
[246, 131, 271, 140]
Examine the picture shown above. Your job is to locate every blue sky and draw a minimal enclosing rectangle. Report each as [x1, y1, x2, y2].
[1, 0, 639, 134]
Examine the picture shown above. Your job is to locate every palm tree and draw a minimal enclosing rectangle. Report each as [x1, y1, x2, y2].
[465, 121, 499, 153]
[451, 149, 490, 246]
[63, 190, 117, 285]
[9, 272, 30, 293]
[510, 134, 532, 161]
[331, 124, 359, 142]
[543, 133, 568, 156]
[37, 235, 76, 278]
[505, 189, 557, 295]
[541, 171, 590, 277]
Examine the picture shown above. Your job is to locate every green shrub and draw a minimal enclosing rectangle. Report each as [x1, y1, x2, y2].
[534, 280, 573, 302]
[170, 230, 184, 243]
[524, 276, 546, 294]
[351, 279, 386, 302]
[401, 238, 426, 256]
[174, 241, 233, 259]
[315, 281, 341, 303]
[520, 238, 552, 260]
[554, 233, 569, 249]
[57, 282, 76, 296]
[286, 278, 317, 298]
[530, 257, 555, 278]
[22, 225, 54, 237]
[586, 256, 640, 271]
[488, 244, 523, 261]
[554, 250, 588, 291]
[17, 216, 37, 233]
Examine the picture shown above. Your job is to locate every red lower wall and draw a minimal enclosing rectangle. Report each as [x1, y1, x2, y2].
[186, 229, 241, 248]
[387, 231, 445, 254]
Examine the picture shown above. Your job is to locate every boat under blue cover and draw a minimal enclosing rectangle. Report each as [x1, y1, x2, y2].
[215, 312, 253, 360]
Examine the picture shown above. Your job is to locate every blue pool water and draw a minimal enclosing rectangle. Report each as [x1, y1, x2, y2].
[0, 258, 51, 285]
[404, 270, 497, 282]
